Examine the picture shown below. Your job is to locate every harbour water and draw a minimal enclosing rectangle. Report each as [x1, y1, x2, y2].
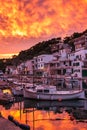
[0, 97, 87, 130]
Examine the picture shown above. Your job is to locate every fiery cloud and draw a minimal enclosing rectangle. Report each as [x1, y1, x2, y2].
[0, 0, 87, 58]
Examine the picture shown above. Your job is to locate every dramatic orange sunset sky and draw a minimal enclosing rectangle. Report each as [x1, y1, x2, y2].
[0, 0, 87, 59]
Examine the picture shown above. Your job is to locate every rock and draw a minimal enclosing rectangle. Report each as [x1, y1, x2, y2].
[0, 116, 21, 130]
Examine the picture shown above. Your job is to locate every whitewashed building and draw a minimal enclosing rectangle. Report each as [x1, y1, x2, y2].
[44, 44, 72, 78]
[5, 66, 18, 75]
[24, 60, 33, 75]
[72, 49, 87, 78]
[33, 54, 54, 77]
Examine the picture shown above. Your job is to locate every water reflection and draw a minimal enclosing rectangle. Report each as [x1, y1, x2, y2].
[23, 99, 87, 130]
[24, 99, 85, 110]
[0, 102, 13, 110]
[0, 98, 87, 130]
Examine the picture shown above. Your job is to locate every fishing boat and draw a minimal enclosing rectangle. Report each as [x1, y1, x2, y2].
[23, 79, 85, 100]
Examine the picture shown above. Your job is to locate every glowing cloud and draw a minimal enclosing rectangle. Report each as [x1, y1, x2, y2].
[0, 0, 87, 58]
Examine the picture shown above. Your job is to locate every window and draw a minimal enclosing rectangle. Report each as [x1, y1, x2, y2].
[41, 64, 43, 67]
[38, 59, 40, 62]
[81, 42, 85, 47]
[85, 54, 87, 59]
[74, 69, 80, 72]
[76, 62, 79, 66]
[73, 62, 80, 66]
[37, 90, 43, 93]
[73, 63, 75, 66]
[44, 90, 49, 93]
[82, 70, 87, 77]
[41, 58, 43, 61]
[35, 65, 37, 68]
[76, 55, 79, 59]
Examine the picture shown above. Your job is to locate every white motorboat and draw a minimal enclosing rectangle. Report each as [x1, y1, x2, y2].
[23, 83, 85, 100]
[11, 83, 35, 96]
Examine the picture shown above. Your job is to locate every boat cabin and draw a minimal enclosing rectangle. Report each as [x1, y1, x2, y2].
[36, 85, 57, 94]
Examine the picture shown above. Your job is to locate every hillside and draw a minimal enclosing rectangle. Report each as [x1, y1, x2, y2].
[11, 37, 61, 65]
[0, 29, 87, 71]
[12, 29, 87, 65]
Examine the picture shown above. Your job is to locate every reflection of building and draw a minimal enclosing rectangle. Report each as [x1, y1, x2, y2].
[71, 109, 87, 120]
[68, 100, 87, 121]
[24, 99, 84, 112]
[0, 102, 12, 110]
[23, 99, 87, 125]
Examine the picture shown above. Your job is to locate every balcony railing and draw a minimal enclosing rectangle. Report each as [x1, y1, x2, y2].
[50, 65, 73, 69]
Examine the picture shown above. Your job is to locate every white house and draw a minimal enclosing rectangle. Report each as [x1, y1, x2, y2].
[5, 66, 18, 75]
[33, 54, 54, 76]
[24, 60, 33, 75]
[71, 33, 87, 78]
[72, 50, 87, 77]
[74, 33, 87, 51]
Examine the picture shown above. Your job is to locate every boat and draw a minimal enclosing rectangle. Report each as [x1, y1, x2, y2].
[0, 89, 14, 103]
[11, 86, 23, 96]
[11, 81, 26, 96]
[11, 81, 33, 96]
[23, 79, 85, 100]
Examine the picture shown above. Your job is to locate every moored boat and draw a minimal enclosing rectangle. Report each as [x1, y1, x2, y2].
[0, 89, 14, 103]
[23, 83, 85, 100]
[11, 86, 23, 96]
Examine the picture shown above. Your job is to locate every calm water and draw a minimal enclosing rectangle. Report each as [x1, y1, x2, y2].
[0, 97, 87, 130]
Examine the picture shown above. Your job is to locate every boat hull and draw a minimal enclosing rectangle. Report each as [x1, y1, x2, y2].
[0, 94, 14, 103]
[12, 88, 23, 96]
[23, 89, 85, 100]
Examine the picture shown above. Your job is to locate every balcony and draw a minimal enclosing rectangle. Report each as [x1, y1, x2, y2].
[50, 65, 73, 70]
[82, 66, 87, 68]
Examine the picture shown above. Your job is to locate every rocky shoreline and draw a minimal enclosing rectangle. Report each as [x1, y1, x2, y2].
[0, 115, 21, 130]
[0, 113, 30, 130]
